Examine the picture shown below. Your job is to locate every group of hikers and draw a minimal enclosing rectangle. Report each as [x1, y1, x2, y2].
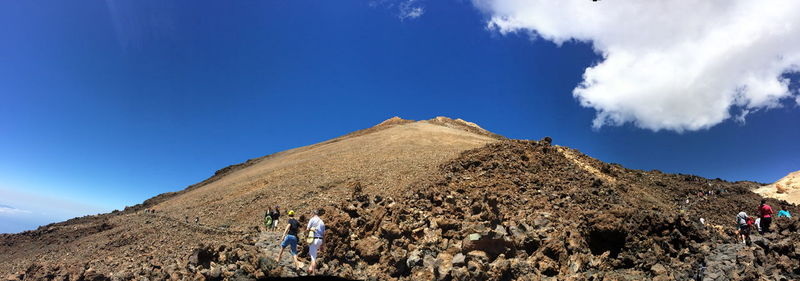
[736, 200, 792, 244]
[263, 206, 326, 275]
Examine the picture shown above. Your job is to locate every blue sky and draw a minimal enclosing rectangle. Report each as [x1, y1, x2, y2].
[1, 0, 798, 233]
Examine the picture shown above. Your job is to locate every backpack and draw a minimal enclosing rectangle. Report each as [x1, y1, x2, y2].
[736, 212, 748, 225]
[306, 229, 316, 244]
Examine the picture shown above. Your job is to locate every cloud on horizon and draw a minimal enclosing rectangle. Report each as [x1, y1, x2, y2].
[0, 188, 109, 233]
[0, 204, 31, 215]
[473, 0, 800, 132]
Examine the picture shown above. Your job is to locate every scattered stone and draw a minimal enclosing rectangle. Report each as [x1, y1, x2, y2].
[452, 253, 466, 266]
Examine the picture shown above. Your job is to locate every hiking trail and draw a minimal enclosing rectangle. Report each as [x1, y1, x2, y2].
[254, 230, 308, 277]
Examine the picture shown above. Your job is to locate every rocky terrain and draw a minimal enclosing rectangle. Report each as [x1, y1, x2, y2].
[321, 140, 800, 280]
[2, 117, 798, 280]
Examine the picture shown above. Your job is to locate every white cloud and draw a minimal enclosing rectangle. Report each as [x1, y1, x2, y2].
[399, 0, 425, 20]
[370, 0, 426, 21]
[473, 0, 800, 132]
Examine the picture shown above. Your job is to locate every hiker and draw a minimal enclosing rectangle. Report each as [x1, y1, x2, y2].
[264, 209, 274, 231]
[195, 217, 200, 224]
[272, 206, 281, 231]
[736, 211, 751, 244]
[758, 200, 774, 234]
[306, 208, 326, 275]
[277, 210, 302, 269]
[777, 207, 792, 218]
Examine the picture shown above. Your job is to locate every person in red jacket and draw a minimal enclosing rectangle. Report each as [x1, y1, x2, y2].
[758, 199, 774, 234]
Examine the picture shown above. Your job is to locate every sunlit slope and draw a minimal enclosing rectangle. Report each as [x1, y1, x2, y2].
[154, 117, 501, 230]
[753, 170, 800, 205]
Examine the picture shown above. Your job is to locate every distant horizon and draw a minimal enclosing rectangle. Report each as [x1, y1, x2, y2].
[2, 0, 799, 234]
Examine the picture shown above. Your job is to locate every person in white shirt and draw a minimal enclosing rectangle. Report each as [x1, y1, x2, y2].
[306, 208, 325, 275]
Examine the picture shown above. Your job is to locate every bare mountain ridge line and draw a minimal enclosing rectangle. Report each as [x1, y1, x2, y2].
[124, 116, 502, 214]
[149, 116, 502, 231]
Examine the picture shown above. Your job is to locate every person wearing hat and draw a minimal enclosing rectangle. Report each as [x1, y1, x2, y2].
[277, 210, 302, 269]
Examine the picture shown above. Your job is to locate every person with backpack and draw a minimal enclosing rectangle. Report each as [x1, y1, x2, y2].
[777, 206, 791, 218]
[736, 211, 751, 244]
[264, 209, 274, 231]
[277, 210, 302, 269]
[305, 208, 325, 275]
[758, 200, 774, 234]
[272, 206, 281, 231]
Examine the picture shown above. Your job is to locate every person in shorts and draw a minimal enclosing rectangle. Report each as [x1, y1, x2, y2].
[277, 210, 301, 269]
[736, 211, 751, 244]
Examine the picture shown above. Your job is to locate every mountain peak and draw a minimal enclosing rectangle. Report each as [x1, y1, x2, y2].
[365, 116, 503, 139]
[375, 116, 415, 127]
[423, 116, 505, 139]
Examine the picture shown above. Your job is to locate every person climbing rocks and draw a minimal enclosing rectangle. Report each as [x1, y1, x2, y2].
[777, 206, 791, 218]
[277, 210, 302, 269]
[736, 211, 751, 244]
[264, 209, 274, 231]
[758, 200, 774, 234]
[272, 206, 281, 231]
[305, 208, 326, 275]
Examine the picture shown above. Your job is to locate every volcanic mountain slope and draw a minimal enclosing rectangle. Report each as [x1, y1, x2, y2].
[320, 140, 800, 280]
[3, 117, 800, 281]
[0, 117, 501, 279]
[753, 170, 800, 205]
[154, 116, 502, 227]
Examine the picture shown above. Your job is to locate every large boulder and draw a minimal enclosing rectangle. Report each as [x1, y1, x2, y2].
[188, 245, 216, 268]
[462, 232, 513, 259]
[355, 236, 384, 264]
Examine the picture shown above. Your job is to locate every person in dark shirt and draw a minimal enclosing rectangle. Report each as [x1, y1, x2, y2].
[277, 210, 301, 269]
[264, 209, 274, 231]
[272, 206, 281, 231]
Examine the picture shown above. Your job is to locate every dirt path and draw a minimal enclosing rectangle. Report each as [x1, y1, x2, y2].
[700, 243, 747, 281]
[254, 230, 309, 277]
[557, 146, 617, 184]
